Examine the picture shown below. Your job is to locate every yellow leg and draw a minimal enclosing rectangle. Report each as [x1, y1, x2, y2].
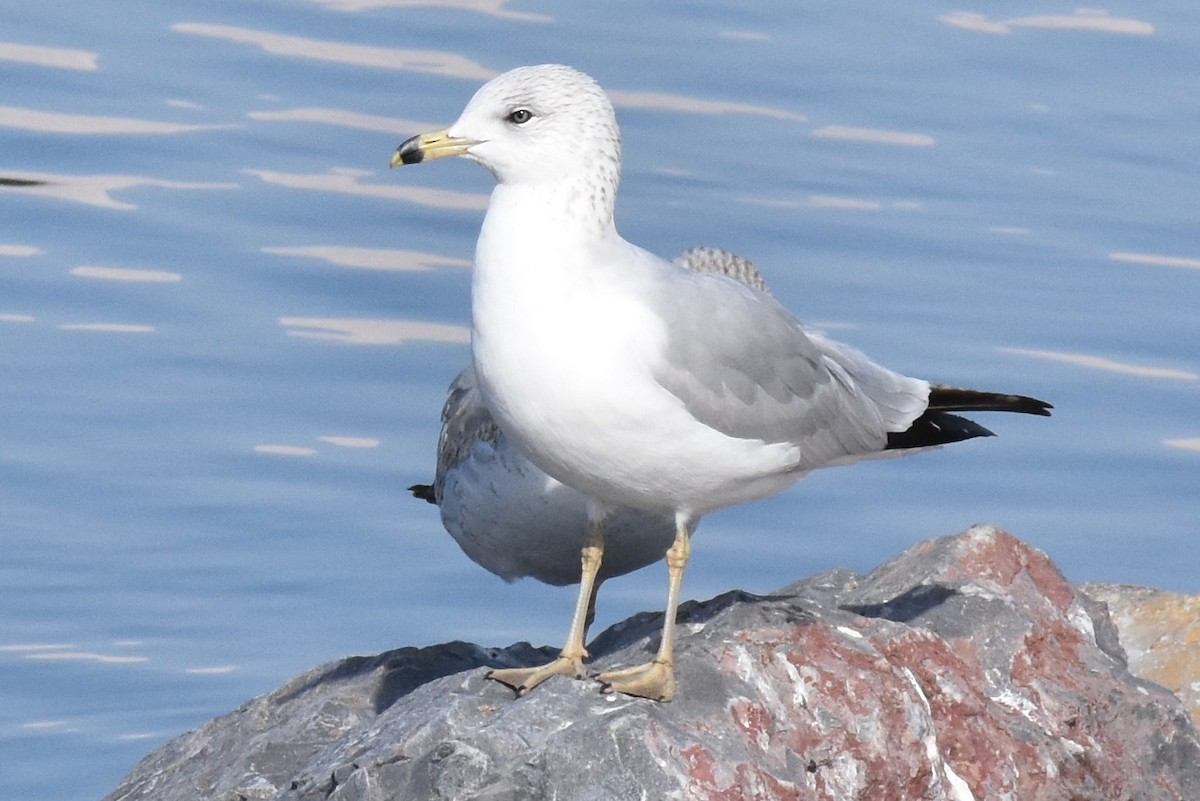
[596, 520, 690, 702]
[487, 517, 605, 695]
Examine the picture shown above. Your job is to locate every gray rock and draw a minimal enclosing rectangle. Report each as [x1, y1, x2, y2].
[104, 526, 1200, 801]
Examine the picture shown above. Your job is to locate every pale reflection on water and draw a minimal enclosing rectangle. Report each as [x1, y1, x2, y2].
[0, 171, 236, 210]
[0, 42, 99, 71]
[279, 316, 470, 344]
[997, 348, 1198, 381]
[247, 107, 437, 134]
[303, 0, 554, 23]
[57, 323, 158, 333]
[263, 245, 471, 272]
[0, 105, 231, 135]
[1110, 251, 1200, 272]
[810, 125, 935, 147]
[940, 9, 1155, 36]
[70, 266, 183, 282]
[247, 167, 488, 209]
[0, 244, 42, 257]
[173, 22, 498, 79]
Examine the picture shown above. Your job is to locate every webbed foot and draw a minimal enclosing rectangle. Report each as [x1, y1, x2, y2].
[487, 654, 588, 696]
[596, 659, 675, 702]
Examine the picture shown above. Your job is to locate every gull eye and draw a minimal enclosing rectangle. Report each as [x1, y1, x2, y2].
[506, 108, 533, 125]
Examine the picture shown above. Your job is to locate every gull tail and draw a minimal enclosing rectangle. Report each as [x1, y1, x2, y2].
[409, 483, 438, 505]
[886, 385, 1052, 451]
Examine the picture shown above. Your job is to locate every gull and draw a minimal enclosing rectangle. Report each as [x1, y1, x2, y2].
[392, 64, 1051, 701]
[411, 248, 770, 628]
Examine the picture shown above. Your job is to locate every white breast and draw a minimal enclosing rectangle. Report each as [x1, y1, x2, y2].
[470, 187, 803, 517]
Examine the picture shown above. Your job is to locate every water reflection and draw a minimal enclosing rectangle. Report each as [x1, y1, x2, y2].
[1110, 252, 1200, 271]
[70, 266, 183, 283]
[278, 316, 470, 344]
[0, 106, 229, 135]
[254, 436, 381, 456]
[0, 244, 43, 256]
[248, 107, 436, 135]
[58, 323, 156, 334]
[165, 99, 205, 111]
[998, 347, 1198, 381]
[717, 31, 771, 42]
[4, 642, 147, 664]
[0, 643, 74, 654]
[317, 436, 380, 448]
[606, 90, 803, 122]
[184, 665, 239, 675]
[26, 651, 148, 665]
[254, 444, 317, 456]
[263, 245, 469, 272]
[0, 41, 97, 71]
[247, 167, 487, 210]
[811, 125, 935, 147]
[301, 0, 553, 23]
[740, 194, 885, 211]
[21, 720, 76, 732]
[172, 22, 496, 79]
[940, 9, 1154, 37]
[0, 171, 236, 210]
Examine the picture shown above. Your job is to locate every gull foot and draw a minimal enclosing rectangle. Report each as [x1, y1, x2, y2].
[596, 659, 676, 702]
[487, 655, 587, 696]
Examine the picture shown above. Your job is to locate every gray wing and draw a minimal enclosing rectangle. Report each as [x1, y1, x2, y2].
[429, 366, 500, 502]
[649, 268, 929, 468]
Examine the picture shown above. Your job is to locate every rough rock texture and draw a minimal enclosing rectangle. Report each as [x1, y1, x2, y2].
[1081, 583, 1200, 730]
[104, 526, 1200, 801]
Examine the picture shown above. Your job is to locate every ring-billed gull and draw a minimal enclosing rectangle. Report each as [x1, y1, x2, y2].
[393, 64, 1051, 701]
[411, 249, 769, 627]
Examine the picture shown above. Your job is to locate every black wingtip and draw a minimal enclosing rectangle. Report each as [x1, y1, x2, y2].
[409, 483, 438, 504]
[886, 411, 996, 451]
[1008, 396, 1053, 417]
[928, 386, 1053, 417]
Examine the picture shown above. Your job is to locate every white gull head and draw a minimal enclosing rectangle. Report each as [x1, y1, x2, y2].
[395, 64, 622, 222]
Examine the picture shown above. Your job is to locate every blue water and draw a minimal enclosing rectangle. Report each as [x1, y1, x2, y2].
[2, 2, 1197, 798]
